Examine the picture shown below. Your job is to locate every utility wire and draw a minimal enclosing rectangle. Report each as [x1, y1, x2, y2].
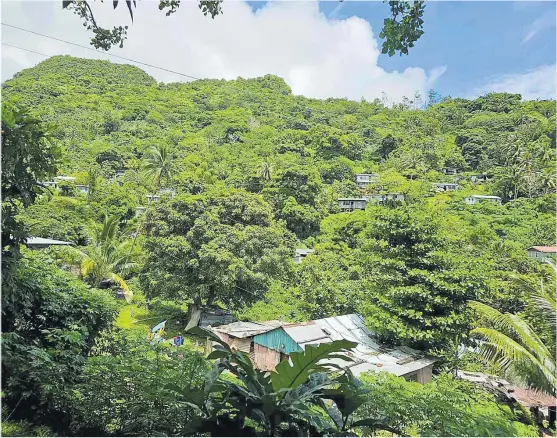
[2, 22, 201, 80]
[2, 42, 49, 58]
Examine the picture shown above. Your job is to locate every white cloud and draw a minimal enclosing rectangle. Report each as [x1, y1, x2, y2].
[1, 0, 446, 103]
[522, 13, 555, 44]
[471, 65, 556, 100]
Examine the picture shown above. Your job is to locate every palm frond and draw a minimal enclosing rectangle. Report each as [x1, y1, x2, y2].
[471, 327, 556, 395]
[469, 301, 552, 363]
[110, 272, 133, 303]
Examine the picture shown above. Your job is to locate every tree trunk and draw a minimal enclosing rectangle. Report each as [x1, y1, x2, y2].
[185, 298, 203, 330]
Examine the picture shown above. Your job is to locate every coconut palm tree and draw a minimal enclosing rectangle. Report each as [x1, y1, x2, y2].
[469, 275, 556, 395]
[145, 144, 173, 188]
[80, 215, 135, 302]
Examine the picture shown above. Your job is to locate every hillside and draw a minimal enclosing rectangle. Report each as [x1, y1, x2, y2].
[2, 55, 556, 437]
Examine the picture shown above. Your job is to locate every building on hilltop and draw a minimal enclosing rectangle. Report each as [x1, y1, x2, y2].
[294, 248, 314, 263]
[464, 195, 502, 205]
[470, 174, 491, 183]
[76, 184, 89, 195]
[434, 183, 459, 192]
[369, 193, 405, 204]
[442, 167, 458, 175]
[338, 198, 369, 212]
[355, 173, 379, 188]
[526, 246, 557, 263]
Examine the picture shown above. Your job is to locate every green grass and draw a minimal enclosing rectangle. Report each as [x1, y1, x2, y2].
[116, 300, 191, 340]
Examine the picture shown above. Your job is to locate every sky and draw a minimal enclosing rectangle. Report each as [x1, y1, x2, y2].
[1, 0, 555, 103]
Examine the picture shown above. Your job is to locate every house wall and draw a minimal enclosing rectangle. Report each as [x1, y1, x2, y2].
[402, 365, 433, 384]
[254, 344, 281, 371]
[417, 365, 433, 384]
[254, 327, 303, 355]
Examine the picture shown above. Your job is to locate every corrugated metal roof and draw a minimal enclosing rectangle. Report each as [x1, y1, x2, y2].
[283, 322, 330, 345]
[312, 314, 436, 377]
[26, 237, 71, 246]
[214, 320, 282, 338]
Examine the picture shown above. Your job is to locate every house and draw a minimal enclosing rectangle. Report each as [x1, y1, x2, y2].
[212, 320, 283, 364]
[251, 314, 436, 382]
[442, 167, 458, 175]
[510, 387, 556, 428]
[54, 176, 76, 182]
[526, 246, 557, 263]
[76, 185, 90, 195]
[355, 174, 378, 188]
[135, 206, 146, 217]
[470, 174, 490, 183]
[464, 195, 502, 205]
[41, 181, 59, 189]
[294, 249, 314, 263]
[26, 237, 72, 249]
[146, 194, 160, 203]
[434, 183, 459, 192]
[159, 188, 176, 197]
[338, 198, 369, 212]
[457, 371, 556, 428]
[369, 193, 405, 204]
[115, 169, 126, 178]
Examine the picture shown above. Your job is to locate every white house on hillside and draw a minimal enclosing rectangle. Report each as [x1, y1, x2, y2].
[527, 246, 557, 263]
[465, 195, 501, 205]
[338, 198, 369, 212]
[355, 174, 378, 188]
[294, 249, 314, 263]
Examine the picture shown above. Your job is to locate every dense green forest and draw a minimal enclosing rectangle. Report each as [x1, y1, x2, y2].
[2, 56, 555, 436]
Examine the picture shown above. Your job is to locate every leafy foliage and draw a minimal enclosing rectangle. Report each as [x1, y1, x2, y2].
[1, 103, 59, 258]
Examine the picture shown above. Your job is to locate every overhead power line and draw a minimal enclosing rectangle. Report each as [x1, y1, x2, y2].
[2, 42, 50, 58]
[2, 22, 201, 80]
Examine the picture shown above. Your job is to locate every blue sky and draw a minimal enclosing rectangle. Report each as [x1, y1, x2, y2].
[2, 1, 555, 101]
[315, 1, 555, 98]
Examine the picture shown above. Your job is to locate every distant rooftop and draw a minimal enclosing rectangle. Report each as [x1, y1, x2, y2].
[469, 195, 501, 199]
[26, 237, 71, 246]
[528, 246, 557, 253]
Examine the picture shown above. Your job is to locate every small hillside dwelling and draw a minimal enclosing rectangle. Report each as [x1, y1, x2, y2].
[135, 206, 146, 217]
[470, 174, 490, 183]
[76, 185, 90, 195]
[253, 314, 436, 382]
[355, 174, 378, 188]
[369, 193, 405, 204]
[159, 188, 176, 197]
[41, 181, 59, 189]
[212, 321, 282, 365]
[294, 248, 314, 263]
[146, 194, 161, 203]
[115, 169, 126, 178]
[54, 176, 76, 182]
[527, 246, 557, 263]
[465, 195, 502, 205]
[26, 237, 72, 249]
[434, 183, 459, 192]
[338, 198, 369, 212]
[457, 371, 556, 428]
[442, 167, 458, 175]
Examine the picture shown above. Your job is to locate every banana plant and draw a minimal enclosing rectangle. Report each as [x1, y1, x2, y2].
[167, 327, 400, 436]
